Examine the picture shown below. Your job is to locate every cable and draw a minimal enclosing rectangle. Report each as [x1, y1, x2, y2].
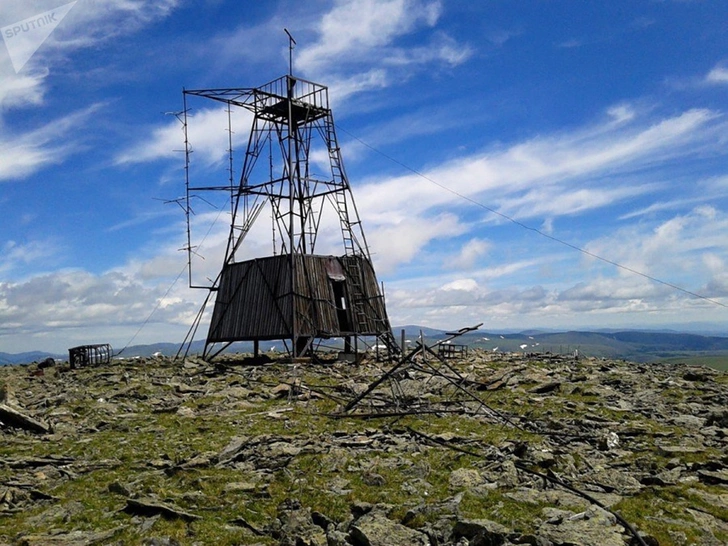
[116, 263, 188, 356]
[337, 125, 728, 310]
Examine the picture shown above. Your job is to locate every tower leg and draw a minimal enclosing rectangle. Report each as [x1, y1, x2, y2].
[295, 336, 312, 358]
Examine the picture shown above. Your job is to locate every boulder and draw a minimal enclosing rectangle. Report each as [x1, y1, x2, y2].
[537, 506, 624, 546]
[451, 518, 508, 546]
[349, 508, 430, 546]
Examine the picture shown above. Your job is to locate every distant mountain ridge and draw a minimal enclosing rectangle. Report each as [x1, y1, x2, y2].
[0, 351, 65, 366]
[2, 328, 727, 365]
[456, 329, 728, 362]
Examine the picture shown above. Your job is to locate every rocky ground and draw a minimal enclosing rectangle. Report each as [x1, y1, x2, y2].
[1, 349, 727, 545]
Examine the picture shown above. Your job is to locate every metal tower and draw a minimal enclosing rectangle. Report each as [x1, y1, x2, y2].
[180, 73, 398, 359]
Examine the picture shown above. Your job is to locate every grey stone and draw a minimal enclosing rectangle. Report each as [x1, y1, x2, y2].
[278, 506, 327, 546]
[537, 506, 623, 546]
[586, 467, 642, 494]
[0, 402, 52, 434]
[451, 518, 508, 546]
[349, 509, 430, 546]
[449, 467, 484, 489]
[142, 538, 181, 546]
[122, 498, 201, 522]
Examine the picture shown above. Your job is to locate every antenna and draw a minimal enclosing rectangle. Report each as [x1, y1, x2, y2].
[284, 28, 296, 76]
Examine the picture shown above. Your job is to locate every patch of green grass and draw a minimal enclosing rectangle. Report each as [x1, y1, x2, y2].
[2, 354, 728, 545]
[612, 484, 727, 545]
[659, 355, 728, 371]
[458, 489, 546, 535]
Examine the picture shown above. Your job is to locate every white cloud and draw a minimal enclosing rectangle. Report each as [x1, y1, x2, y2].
[296, 0, 442, 73]
[326, 69, 390, 104]
[706, 64, 728, 84]
[0, 102, 101, 181]
[294, 0, 470, 102]
[584, 206, 728, 278]
[702, 253, 724, 275]
[0, 251, 206, 354]
[441, 278, 478, 292]
[115, 105, 252, 166]
[607, 103, 636, 124]
[0, 0, 181, 51]
[368, 213, 466, 273]
[448, 239, 491, 270]
[0, 0, 181, 98]
[376, 199, 728, 332]
[0, 68, 47, 112]
[486, 28, 521, 47]
[557, 278, 665, 306]
[0, 0, 182, 181]
[354, 107, 722, 239]
[0, 239, 61, 276]
[381, 32, 471, 67]
[496, 184, 653, 220]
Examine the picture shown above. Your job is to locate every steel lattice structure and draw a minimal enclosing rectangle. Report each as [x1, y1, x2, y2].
[180, 74, 398, 359]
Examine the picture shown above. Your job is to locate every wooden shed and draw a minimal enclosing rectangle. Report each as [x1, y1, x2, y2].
[207, 254, 388, 344]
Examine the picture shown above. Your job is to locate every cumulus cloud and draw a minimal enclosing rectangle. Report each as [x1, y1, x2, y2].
[0, 254, 205, 353]
[375, 198, 728, 332]
[440, 278, 479, 292]
[584, 206, 728, 276]
[706, 64, 728, 84]
[367, 213, 466, 273]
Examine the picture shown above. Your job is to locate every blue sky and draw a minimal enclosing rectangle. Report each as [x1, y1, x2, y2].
[2, 0, 728, 354]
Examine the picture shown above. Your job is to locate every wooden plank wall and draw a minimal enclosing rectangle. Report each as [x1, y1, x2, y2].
[207, 254, 391, 342]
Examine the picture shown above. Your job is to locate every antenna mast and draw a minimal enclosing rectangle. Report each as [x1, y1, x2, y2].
[284, 28, 296, 76]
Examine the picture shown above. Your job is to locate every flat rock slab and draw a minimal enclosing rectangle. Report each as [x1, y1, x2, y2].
[538, 507, 624, 546]
[123, 498, 200, 522]
[657, 444, 704, 456]
[449, 467, 484, 489]
[16, 527, 122, 545]
[451, 518, 509, 545]
[698, 469, 728, 485]
[349, 510, 430, 546]
[0, 403, 52, 434]
[587, 468, 642, 494]
[529, 381, 561, 394]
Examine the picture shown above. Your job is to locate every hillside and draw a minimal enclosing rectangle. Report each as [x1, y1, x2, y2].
[450, 330, 728, 364]
[4, 329, 728, 367]
[1, 351, 728, 545]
